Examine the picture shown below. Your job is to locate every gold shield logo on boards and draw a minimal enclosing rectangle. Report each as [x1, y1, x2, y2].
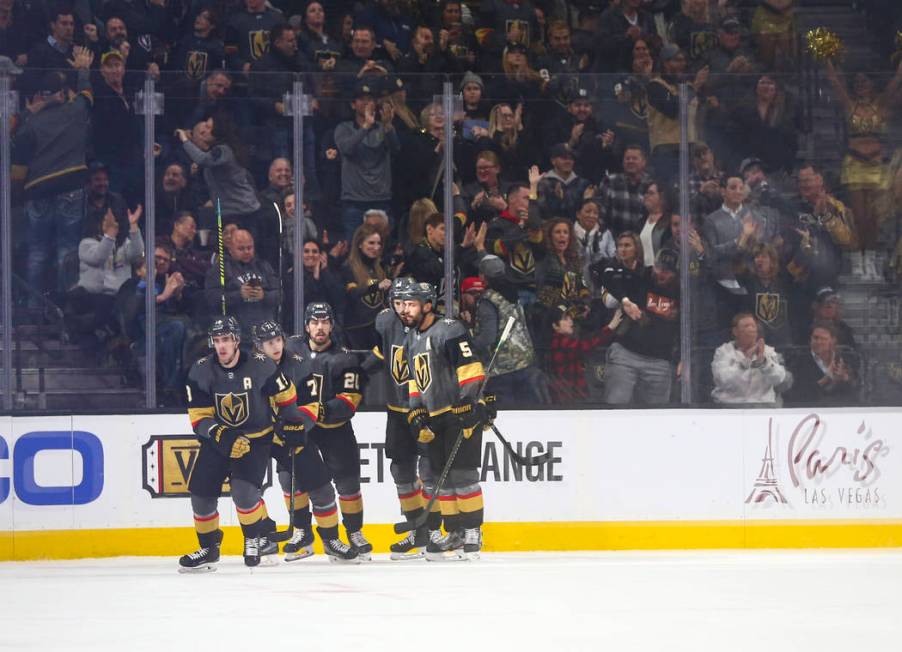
[413, 352, 432, 393]
[249, 30, 270, 59]
[216, 392, 249, 427]
[186, 50, 208, 80]
[391, 344, 409, 385]
[142, 435, 272, 497]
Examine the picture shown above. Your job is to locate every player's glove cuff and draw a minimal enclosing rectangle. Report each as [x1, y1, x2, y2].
[275, 419, 307, 448]
[207, 423, 245, 458]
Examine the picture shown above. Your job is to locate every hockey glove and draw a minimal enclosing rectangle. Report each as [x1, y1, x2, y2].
[453, 400, 485, 439]
[275, 419, 306, 449]
[207, 423, 250, 459]
[483, 393, 498, 428]
[407, 407, 435, 443]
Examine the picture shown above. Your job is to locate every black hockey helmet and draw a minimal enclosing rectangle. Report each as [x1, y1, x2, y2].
[389, 276, 415, 302]
[407, 282, 437, 306]
[252, 320, 284, 347]
[304, 302, 334, 325]
[208, 315, 241, 347]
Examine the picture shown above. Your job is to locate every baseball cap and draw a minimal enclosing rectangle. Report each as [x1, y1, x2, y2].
[479, 254, 507, 279]
[719, 17, 741, 33]
[351, 78, 376, 99]
[461, 277, 486, 293]
[660, 43, 683, 62]
[100, 49, 125, 65]
[739, 157, 764, 175]
[815, 287, 840, 303]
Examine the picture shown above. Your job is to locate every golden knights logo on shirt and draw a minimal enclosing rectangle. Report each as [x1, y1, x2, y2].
[185, 50, 208, 80]
[510, 244, 535, 276]
[413, 352, 432, 393]
[249, 30, 270, 60]
[362, 284, 385, 309]
[755, 292, 784, 326]
[215, 392, 249, 427]
[391, 344, 409, 386]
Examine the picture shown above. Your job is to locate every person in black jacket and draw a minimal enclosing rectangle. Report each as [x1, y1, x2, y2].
[785, 321, 859, 407]
[23, 5, 76, 94]
[92, 49, 142, 202]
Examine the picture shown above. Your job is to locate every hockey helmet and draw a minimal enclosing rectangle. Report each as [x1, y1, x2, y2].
[252, 320, 284, 347]
[389, 276, 415, 301]
[208, 315, 241, 347]
[407, 282, 437, 306]
[304, 302, 334, 325]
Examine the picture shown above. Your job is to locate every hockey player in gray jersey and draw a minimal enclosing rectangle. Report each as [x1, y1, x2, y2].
[363, 277, 433, 559]
[285, 302, 373, 559]
[253, 321, 359, 563]
[400, 282, 490, 560]
[180, 315, 316, 572]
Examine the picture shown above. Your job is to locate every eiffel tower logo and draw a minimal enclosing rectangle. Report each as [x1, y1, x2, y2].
[746, 418, 788, 505]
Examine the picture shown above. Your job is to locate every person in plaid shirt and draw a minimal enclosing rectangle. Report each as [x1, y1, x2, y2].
[598, 145, 653, 236]
[546, 306, 622, 403]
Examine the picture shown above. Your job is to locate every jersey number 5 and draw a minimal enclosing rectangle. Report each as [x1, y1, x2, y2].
[459, 341, 473, 357]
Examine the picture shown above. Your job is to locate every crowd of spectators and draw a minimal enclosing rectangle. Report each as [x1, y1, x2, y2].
[4, 0, 901, 408]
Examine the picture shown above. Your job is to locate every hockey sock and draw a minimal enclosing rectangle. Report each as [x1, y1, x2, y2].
[455, 484, 484, 529]
[338, 492, 364, 533]
[283, 491, 312, 529]
[193, 510, 221, 548]
[310, 484, 340, 540]
[422, 488, 442, 530]
[396, 482, 425, 523]
[439, 487, 461, 533]
[233, 478, 268, 537]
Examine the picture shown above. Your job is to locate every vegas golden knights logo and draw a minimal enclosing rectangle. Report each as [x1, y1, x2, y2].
[391, 344, 409, 386]
[511, 244, 534, 276]
[215, 392, 249, 427]
[249, 30, 270, 60]
[756, 293, 781, 325]
[413, 352, 432, 393]
[185, 50, 208, 80]
[362, 285, 384, 309]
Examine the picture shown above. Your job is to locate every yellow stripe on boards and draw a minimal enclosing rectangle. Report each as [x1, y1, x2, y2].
[2, 520, 902, 561]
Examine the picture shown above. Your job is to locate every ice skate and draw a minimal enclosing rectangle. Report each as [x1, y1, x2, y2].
[390, 527, 428, 560]
[348, 530, 373, 561]
[322, 537, 361, 564]
[178, 531, 222, 573]
[462, 527, 482, 561]
[282, 528, 314, 562]
[425, 529, 466, 562]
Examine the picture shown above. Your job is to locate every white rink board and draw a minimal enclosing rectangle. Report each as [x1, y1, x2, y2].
[0, 408, 899, 533]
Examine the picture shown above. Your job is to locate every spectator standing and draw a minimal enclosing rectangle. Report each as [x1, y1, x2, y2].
[598, 145, 653, 235]
[710, 312, 792, 405]
[176, 116, 263, 235]
[92, 49, 142, 201]
[546, 306, 621, 403]
[669, 0, 717, 65]
[297, 240, 346, 324]
[535, 217, 589, 311]
[341, 224, 392, 350]
[573, 198, 616, 280]
[84, 162, 128, 236]
[167, 8, 226, 100]
[702, 176, 761, 285]
[23, 6, 75, 94]
[637, 181, 674, 268]
[157, 211, 210, 315]
[536, 144, 591, 221]
[334, 79, 400, 240]
[156, 162, 201, 233]
[464, 150, 511, 227]
[484, 102, 535, 182]
[603, 248, 681, 405]
[789, 163, 856, 291]
[730, 74, 799, 175]
[595, 0, 655, 73]
[13, 47, 94, 305]
[397, 25, 456, 107]
[224, 0, 284, 73]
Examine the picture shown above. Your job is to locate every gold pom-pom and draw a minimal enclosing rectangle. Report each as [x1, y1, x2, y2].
[806, 27, 845, 63]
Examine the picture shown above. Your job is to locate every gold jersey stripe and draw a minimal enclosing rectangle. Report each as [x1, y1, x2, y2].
[457, 361, 486, 385]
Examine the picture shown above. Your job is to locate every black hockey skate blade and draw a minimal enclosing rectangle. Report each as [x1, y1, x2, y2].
[284, 549, 314, 562]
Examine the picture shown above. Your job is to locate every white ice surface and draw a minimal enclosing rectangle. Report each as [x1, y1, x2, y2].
[1, 551, 900, 651]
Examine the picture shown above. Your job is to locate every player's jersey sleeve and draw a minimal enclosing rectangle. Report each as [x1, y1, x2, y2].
[186, 358, 217, 438]
[444, 321, 485, 401]
[323, 354, 364, 423]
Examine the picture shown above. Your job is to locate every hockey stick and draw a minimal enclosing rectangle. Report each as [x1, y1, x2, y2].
[272, 201, 283, 325]
[216, 198, 226, 316]
[393, 316, 516, 535]
[489, 423, 554, 466]
[267, 442, 296, 543]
